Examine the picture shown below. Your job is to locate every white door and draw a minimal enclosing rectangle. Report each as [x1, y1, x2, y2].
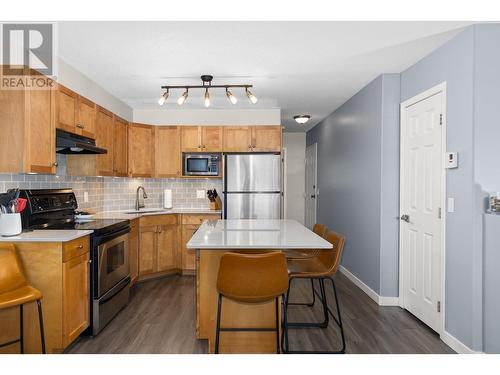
[400, 86, 445, 333]
[305, 143, 317, 229]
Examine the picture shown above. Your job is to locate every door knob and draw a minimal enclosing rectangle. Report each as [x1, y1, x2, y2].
[311, 195, 316, 199]
[400, 214, 410, 222]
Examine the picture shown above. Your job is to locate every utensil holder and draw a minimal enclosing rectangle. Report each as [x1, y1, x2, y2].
[0, 213, 22, 237]
[210, 196, 222, 211]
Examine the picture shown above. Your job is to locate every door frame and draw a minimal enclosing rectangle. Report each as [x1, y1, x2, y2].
[305, 142, 318, 228]
[398, 82, 447, 336]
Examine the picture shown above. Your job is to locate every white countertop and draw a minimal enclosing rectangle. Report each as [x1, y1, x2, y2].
[0, 230, 93, 243]
[187, 219, 333, 250]
[95, 208, 222, 220]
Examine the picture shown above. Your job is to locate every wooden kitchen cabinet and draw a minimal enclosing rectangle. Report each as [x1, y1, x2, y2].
[129, 219, 139, 285]
[56, 84, 96, 138]
[157, 224, 178, 272]
[181, 126, 222, 152]
[95, 106, 114, 176]
[128, 123, 154, 177]
[0, 67, 57, 174]
[77, 96, 96, 138]
[223, 126, 252, 152]
[181, 224, 198, 272]
[155, 126, 181, 177]
[251, 125, 282, 152]
[113, 115, 128, 177]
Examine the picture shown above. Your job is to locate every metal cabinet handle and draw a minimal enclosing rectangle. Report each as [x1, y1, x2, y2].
[78, 244, 83, 249]
[400, 214, 410, 223]
[52, 161, 58, 167]
[76, 124, 85, 129]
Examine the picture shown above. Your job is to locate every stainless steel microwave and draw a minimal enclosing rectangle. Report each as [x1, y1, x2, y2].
[183, 153, 221, 176]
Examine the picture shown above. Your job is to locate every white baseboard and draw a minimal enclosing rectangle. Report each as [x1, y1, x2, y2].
[440, 331, 482, 354]
[338, 265, 399, 306]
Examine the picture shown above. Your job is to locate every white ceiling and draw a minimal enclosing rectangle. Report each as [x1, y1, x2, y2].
[57, 21, 471, 132]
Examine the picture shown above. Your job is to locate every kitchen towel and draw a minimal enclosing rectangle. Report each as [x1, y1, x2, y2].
[163, 189, 173, 209]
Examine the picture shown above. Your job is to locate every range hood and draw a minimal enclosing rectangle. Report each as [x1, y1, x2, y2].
[56, 129, 107, 154]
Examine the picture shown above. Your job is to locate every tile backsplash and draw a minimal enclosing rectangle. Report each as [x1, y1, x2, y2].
[0, 154, 223, 212]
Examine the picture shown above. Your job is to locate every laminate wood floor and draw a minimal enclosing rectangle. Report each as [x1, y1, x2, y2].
[67, 273, 454, 354]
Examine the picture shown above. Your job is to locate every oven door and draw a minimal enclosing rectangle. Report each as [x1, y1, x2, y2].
[97, 233, 129, 298]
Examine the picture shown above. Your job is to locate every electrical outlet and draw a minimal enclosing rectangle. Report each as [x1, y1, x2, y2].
[84, 192, 89, 203]
[196, 190, 206, 199]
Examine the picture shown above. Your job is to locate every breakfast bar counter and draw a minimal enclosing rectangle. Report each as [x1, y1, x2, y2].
[187, 219, 332, 353]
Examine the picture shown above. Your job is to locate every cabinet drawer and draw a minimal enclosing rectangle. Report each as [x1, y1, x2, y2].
[139, 214, 177, 227]
[181, 214, 220, 225]
[63, 236, 90, 262]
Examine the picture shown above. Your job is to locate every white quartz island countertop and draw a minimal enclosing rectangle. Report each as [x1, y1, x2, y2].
[0, 229, 94, 243]
[187, 219, 332, 250]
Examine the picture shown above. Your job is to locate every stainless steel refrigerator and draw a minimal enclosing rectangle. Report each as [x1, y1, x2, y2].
[223, 153, 282, 219]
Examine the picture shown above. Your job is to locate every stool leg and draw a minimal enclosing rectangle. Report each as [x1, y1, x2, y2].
[287, 278, 316, 307]
[281, 293, 290, 353]
[36, 300, 46, 354]
[19, 304, 24, 354]
[214, 294, 222, 354]
[318, 278, 330, 328]
[275, 297, 280, 354]
[328, 277, 345, 353]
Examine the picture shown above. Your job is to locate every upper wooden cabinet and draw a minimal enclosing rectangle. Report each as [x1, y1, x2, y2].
[223, 126, 252, 152]
[113, 116, 128, 177]
[155, 126, 181, 177]
[95, 106, 114, 176]
[128, 123, 154, 177]
[56, 85, 96, 138]
[0, 68, 57, 174]
[181, 126, 222, 152]
[222, 125, 281, 152]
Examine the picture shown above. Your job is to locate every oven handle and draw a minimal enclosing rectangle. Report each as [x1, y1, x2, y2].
[99, 276, 131, 305]
[93, 226, 131, 245]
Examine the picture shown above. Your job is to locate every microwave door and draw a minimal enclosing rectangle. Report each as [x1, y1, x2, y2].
[186, 158, 209, 174]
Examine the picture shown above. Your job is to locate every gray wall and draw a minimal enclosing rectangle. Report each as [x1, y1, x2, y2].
[306, 74, 400, 296]
[283, 133, 306, 224]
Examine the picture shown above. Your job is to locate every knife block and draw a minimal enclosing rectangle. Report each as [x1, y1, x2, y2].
[210, 196, 222, 211]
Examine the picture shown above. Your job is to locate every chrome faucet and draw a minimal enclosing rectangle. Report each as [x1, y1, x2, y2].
[135, 186, 148, 211]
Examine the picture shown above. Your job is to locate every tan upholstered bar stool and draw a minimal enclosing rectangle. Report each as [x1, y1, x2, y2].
[282, 230, 346, 354]
[215, 251, 289, 354]
[0, 244, 46, 354]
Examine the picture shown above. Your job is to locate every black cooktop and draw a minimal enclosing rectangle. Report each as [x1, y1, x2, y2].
[28, 218, 129, 236]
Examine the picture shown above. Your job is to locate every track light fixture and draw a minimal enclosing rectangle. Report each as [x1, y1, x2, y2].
[158, 75, 257, 107]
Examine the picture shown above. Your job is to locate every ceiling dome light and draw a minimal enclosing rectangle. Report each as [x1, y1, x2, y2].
[177, 89, 189, 106]
[226, 88, 238, 104]
[158, 90, 169, 106]
[294, 115, 311, 124]
[204, 88, 210, 108]
[245, 88, 258, 104]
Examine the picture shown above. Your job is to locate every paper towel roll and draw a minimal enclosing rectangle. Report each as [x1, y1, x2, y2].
[163, 189, 173, 209]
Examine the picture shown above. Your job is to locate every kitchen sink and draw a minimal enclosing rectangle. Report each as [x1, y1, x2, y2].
[124, 209, 165, 214]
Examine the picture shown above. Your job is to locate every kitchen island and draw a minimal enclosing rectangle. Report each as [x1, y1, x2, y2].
[187, 219, 332, 353]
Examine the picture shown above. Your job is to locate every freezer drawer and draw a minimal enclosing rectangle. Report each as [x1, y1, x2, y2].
[225, 154, 281, 192]
[225, 193, 281, 219]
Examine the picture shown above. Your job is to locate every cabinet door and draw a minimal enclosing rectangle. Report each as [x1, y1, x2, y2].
[56, 85, 77, 133]
[139, 225, 156, 275]
[223, 126, 252, 152]
[202, 126, 222, 152]
[62, 252, 90, 347]
[128, 123, 154, 177]
[251, 126, 282, 152]
[129, 219, 139, 285]
[181, 225, 198, 271]
[113, 116, 128, 177]
[181, 126, 201, 152]
[155, 126, 180, 177]
[95, 106, 114, 176]
[77, 96, 96, 138]
[27, 76, 56, 174]
[157, 225, 177, 272]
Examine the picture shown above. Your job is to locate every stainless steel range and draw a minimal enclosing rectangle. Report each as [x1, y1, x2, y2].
[19, 188, 131, 336]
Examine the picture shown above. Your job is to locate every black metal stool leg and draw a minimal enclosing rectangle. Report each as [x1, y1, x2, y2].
[287, 278, 316, 307]
[275, 297, 280, 354]
[281, 293, 289, 353]
[328, 277, 345, 353]
[214, 294, 222, 354]
[19, 304, 24, 354]
[36, 300, 46, 354]
[318, 278, 330, 328]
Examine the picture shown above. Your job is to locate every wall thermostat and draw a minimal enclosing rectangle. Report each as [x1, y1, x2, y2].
[445, 152, 458, 169]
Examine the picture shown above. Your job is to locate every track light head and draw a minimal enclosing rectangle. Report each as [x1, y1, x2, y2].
[177, 89, 189, 106]
[158, 90, 169, 106]
[204, 88, 211, 108]
[226, 88, 238, 105]
[246, 88, 257, 104]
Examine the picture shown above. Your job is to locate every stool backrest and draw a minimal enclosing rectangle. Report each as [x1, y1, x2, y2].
[312, 223, 327, 238]
[317, 230, 346, 275]
[217, 251, 289, 303]
[0, 244, 28, 294]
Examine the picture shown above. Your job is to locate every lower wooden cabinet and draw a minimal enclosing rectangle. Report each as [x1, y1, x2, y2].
[181, 225, 198, 272]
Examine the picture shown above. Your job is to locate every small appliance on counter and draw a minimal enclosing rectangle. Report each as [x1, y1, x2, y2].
[207, 189, 222, 210]
[18, 188, 131, 336]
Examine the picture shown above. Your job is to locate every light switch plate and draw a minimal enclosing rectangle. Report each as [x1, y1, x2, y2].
[84, 192, 89, 203]
[447, 197, 455, 213]
[196, 190, 206, 199]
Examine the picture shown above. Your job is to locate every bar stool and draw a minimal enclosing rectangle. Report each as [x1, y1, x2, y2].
[282, 230, 346, 354]
[284, 223, 327, 308]
[215, 251, 289, 354]
[0, 244, 46, 354]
